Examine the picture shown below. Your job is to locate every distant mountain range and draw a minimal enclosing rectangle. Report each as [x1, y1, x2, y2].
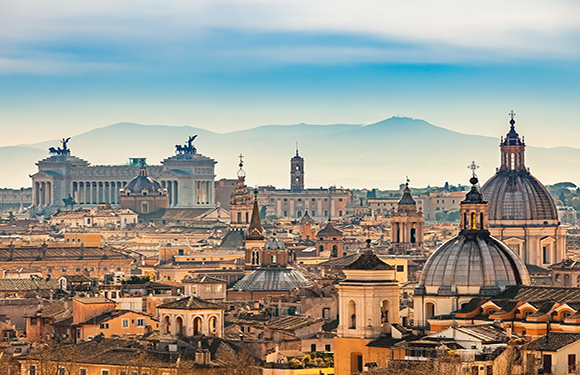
[2, 117, 579, 189]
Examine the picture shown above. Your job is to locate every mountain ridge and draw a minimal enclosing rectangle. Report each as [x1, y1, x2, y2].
[2, 117, 579, 189]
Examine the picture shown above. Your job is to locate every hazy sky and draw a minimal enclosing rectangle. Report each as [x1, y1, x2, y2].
[1, 0, 579, 148]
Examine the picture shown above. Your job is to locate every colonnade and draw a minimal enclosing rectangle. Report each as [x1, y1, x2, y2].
[34, 181, 52, 206]
[195, 180, 213, 205]
[72, 181, 128, 205]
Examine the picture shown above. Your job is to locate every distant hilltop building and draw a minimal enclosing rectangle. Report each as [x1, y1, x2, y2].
[258, 147, 353, 220]
[29, 136, 216, 215]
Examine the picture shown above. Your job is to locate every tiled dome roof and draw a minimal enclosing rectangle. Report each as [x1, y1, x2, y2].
[481, 171, 557, 222]
[125, 168, 163, 194]
[231, 268, 312, 291]
[419, 232, 530, 288]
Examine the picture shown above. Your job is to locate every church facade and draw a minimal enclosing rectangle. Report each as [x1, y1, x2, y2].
[29, 136, 216, 215]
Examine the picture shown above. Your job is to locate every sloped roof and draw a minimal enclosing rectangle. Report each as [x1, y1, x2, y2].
[316, 222, 342, 237]
[218, 230, 245, 248]
[158, 296, 224, 310]
[266, 315, 322, 331]
[551, 258, 580, 270]
[453, 324, 510, 344]
[492, 286, 580, 304]
[525, 332, 580, 352]
[0, 278, 60, 292]
[344, 251, 394, 271]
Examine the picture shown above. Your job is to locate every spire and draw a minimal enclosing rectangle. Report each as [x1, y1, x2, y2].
[296, 141, 299, 157]
[398, 177, 416, 206]
[237, 153, 246, 179]
[247, 189, 264, 240]
[503, 110, 524, 146]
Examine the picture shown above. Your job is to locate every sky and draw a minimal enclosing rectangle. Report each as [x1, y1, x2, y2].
[1, 0, 579, 148]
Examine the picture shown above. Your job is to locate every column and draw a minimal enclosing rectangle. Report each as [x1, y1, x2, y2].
[167, 181, 172, 206]
[173, 181, 178, 206]
[40, 182, 45, 206]
[47, 182, 51, 205]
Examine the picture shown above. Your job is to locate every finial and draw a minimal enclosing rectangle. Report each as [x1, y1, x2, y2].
[468, 161, 479, 185]
[237, 153, 246, 178]
[238, 153, 244, 168]
[508, 110, 516, 126]
[296, 141, 299, 156]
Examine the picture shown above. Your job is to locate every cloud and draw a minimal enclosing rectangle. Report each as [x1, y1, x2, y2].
[0, 0, 579, 74]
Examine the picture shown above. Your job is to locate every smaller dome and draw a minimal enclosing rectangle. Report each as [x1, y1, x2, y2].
[125, 167, 163, 194]
[419, 232, 530, 289]
[231, 268, 312, 291]
[264, 236, 286, 250]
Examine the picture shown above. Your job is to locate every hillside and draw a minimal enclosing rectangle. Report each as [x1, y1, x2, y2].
[2, 117, 579, 189]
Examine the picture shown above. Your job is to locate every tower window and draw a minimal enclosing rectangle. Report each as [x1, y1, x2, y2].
[511, 153, 515, 170]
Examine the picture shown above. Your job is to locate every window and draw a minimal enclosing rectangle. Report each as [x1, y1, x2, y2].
[543, 246, 550, 264]
[136, 318, 146, 327]
[272, 254, 277, 263]
[59, 368, 66, 375]
[312, 210, 315, 216]
[101, 370, 109, 375]
[322, 308, 330, 319]
[122, 319, 129, 328]
[311, 344, 316, 352]
[569, 354, 576, 373]
[111, 292, 117, 299]
[397, 265, 404, 272]
[80, 369, 87, 375]
[30, 317, 38, 325]
[29, 365, 36, 375]
[100, 323, 109, 329]
[338, 210, 343, 217]
[325, 344, 331, 352]
[204, 285, 212, 293]
[215, 284, 223, 292]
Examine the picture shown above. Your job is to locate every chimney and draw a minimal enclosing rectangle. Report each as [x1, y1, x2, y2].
[506, 323, 512, 337]
[195, 349, 204, 364]
[203, 349, 211, 364]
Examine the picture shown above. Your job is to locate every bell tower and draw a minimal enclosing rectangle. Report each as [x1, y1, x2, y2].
[290, 145, 304, 192]
[390, 178, 423, 252]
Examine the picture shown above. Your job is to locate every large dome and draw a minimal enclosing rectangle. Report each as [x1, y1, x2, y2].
[419, 232, 530, 289]
[481, 171, 558, 222]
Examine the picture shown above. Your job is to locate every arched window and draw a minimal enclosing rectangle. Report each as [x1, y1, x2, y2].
[297, 211, 302, 218]
[564, 274, 571, 287]
[425, 302, 435, 320]
[410, 226, 416, 243]
[175, 316, 183, 336]
[348, 300, 356, 329]
[209, 316, 217, 335]
[193, 317, 202, 335]
[164, 316, 171, 334]
[272, 254, 277, 264]
[332, 245, 338, 257]
[252, 249, 260, 265]
[381, 300, 390, 333]
[318, 245, 324, 254]
[471, 212, 476, 229]
[237, 212, 242, 223]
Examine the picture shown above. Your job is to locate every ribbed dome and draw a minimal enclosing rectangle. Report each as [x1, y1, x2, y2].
[125, 168, 163, 194]
[231, 268, 312, 291]
[264, 237, 286, 250]
[481, 171, 557, 222]
[419, 232, 530, 288]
